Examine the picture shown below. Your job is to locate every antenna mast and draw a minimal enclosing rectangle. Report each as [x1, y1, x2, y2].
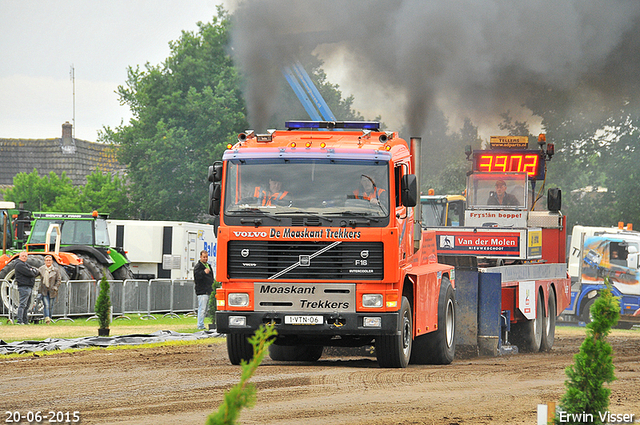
[70, 64, 75, 138]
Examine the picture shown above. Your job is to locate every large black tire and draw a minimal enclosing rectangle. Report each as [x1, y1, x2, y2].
[227, 333, 254, 365]
[269, 344, 323, 362]
[540, 289, 557, 351]
[511, 290, 543, 352]
[375, 296, 412, 368]
[410, 277, 456, 365]
[76, 253, 113, 281]
[112, 264, 134, 281]
[0, 255, 69, 316]
[580, 296, 597, 324]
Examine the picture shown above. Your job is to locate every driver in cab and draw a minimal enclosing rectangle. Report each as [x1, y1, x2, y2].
[254, 177, 292, 207]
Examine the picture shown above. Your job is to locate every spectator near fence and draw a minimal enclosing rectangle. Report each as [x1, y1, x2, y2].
[193, 250, 214, 330]
[15, 252, 39, 325]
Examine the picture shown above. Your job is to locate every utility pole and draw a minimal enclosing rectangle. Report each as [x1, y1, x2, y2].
[70, 64, 75, 138]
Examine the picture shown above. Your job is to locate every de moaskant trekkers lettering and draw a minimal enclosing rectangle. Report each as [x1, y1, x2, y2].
[233, 228, 362, 239]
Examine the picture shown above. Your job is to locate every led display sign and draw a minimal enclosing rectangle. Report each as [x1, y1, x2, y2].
[472, 150, 545, 180]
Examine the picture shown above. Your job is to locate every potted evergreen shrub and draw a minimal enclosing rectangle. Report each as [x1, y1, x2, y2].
[95, 273, 111, 336]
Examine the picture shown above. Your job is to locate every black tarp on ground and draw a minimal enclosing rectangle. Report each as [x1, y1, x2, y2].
[0, 330, 221, 355]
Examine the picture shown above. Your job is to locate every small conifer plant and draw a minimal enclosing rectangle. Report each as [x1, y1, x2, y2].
[207, 324, 277, 425]
[94, 273, 111, 331]
[555, 278, 619, 424]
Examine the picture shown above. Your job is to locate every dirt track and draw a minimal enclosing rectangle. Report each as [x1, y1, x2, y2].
[3, 327, 640, 425]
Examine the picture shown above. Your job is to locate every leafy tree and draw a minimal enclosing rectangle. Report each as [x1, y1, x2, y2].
[79, 168, 131, 219]
[555, 279, 619, 424]
[1, 169, 81, 212]
[101, 7, 247, 221]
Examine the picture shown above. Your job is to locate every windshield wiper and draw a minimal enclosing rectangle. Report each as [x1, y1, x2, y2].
[275, 211, 333, 222]
[230, 208, 282, 224]
[327, 211, 380, 222]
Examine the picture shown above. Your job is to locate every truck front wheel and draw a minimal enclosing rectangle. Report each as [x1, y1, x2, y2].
[375, 296, 412, 368]
[227, 333, 254, 365]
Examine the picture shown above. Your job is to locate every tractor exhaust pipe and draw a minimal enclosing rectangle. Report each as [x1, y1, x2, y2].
[410, 137, 422, 250]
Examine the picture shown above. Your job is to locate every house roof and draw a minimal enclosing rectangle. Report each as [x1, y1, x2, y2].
[0, 137, 123, 186]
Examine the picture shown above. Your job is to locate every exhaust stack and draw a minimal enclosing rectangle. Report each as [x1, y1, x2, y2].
[410, 137, 422, 250]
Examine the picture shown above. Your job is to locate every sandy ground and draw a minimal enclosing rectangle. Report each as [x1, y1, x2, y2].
[2, 327, 639, 425]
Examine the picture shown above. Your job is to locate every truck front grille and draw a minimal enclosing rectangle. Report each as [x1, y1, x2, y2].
[227, 241, 383, 280]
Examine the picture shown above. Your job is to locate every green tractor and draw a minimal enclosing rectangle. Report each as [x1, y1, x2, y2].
[25, 211, 134, 281]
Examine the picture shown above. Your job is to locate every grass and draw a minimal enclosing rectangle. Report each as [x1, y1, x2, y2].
[0, 313, 213, 343]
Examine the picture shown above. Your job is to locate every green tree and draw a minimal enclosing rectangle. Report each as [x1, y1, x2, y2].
[79, 168, 131, 219]
[101, 7, 247, 221]
[555, 279, 619, 424]
[1, 169, 81, 212]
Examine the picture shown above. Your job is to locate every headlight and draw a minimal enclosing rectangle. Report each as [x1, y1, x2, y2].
[228, 293, 249, 307]
[362, 294, 383, 308]
[229, 316, 246, 326]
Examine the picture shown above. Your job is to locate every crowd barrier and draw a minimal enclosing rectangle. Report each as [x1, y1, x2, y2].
[0, 279, 198, 322]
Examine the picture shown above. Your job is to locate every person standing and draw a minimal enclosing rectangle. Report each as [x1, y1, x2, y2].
[193, 250, 214, 330]
[15, 251, 39, 325]
[38, 255, 62, 324]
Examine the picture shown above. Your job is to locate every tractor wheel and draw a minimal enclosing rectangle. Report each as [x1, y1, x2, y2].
[269, 344, 323, 362]
[76, 254, 113, 281]
[411, 277, 456, 364]
[0, 255, 68, 317]
[227, 333, 254, 365]
[375, 296, 412, 368]
[540, 289, 557, 351]
[511, 290, 544, 352]
[112, 264, 135, 281]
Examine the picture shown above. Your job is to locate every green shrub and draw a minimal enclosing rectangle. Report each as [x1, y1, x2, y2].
[207, 324, 277, 425]
[555, 278, 619, 424]
[94, 273, 111, 330]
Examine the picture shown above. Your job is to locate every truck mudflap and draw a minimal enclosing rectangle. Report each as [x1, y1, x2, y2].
[216, 310, 401, 337]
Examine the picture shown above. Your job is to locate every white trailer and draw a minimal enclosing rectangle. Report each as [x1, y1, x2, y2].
[106, 220, 217, 280]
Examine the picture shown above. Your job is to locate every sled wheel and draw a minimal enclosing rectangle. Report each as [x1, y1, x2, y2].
[540, 289, 556, 351]
[511, 290, 543, 352]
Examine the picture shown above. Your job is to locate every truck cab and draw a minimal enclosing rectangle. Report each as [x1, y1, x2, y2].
[210, 121, 456, 368]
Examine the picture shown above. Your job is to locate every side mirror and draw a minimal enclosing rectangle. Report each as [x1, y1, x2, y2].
[208, 161, 223, 183]
[209, 182, 221, 216]
[401, 174, 418, 207]
[548, 188, 562, 212]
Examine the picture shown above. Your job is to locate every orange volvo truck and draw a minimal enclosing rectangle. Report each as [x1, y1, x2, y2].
[209, 121, 456, 368]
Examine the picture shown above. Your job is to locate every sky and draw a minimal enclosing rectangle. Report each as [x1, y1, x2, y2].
[0, 0, 236, 142]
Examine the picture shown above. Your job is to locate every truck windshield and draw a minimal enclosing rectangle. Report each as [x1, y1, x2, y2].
[224, 159, 390, 218]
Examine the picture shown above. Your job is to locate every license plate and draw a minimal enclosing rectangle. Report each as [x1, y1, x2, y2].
[284, 315, 323, 325]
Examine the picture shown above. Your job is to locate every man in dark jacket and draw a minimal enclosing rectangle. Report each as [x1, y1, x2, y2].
[194, 250, 214, 330]
[15, 251, 39, 325]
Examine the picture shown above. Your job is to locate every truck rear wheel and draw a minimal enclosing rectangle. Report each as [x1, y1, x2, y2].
[269, 344, 323, 362]
[227, 333, 254, 365]
[540, 289, 556, 351]
[511, 290, 543, 352]
[410, 277, 456, 364]
[375, 296, 412, 368]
